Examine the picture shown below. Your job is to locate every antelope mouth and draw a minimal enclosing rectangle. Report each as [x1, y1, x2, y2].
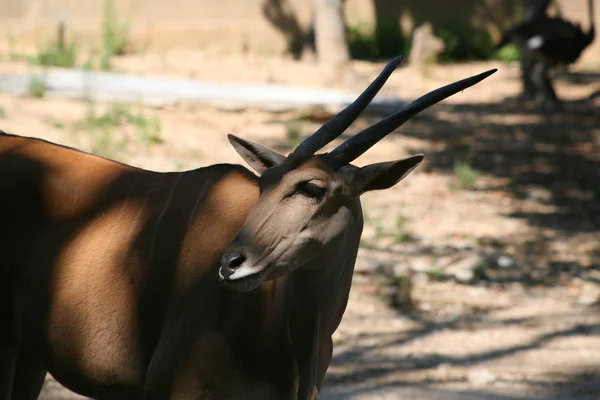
[218, 262, 271, 291]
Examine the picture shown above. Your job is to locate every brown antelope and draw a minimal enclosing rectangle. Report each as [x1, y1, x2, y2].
[0, 56, 495, 400]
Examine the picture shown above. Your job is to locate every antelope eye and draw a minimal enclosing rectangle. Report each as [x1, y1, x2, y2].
[296, 181, 326, 199]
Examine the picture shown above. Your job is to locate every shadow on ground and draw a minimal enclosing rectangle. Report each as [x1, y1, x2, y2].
[323, 313, 600, 400]
[402, 98, 600, 232]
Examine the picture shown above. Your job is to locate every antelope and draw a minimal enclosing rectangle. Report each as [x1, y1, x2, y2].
[0, 56, 496, 400]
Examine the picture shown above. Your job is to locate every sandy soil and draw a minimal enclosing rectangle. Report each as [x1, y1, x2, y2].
[1, 52, 599, 399]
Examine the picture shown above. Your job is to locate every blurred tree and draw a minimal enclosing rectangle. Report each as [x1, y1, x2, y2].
[313, 0, 349, 67]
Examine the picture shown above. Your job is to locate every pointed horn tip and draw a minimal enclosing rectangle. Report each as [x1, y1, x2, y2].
[383, 55, 405, 72]
[389, 54, 405, 67]
[409, 154, 425, 164]
[457, 68, 498, 91]
[473, 68, 498, 81]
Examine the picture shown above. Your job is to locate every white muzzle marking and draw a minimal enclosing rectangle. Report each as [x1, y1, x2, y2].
[221, 264, 263, 281]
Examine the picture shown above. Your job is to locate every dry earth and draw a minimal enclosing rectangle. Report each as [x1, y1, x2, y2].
[1, 52, 599, 399]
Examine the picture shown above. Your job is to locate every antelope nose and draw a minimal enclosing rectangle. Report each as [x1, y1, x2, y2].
[220, 252, 246, 279]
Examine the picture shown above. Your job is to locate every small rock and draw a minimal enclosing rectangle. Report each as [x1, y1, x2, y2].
[525, 186, 552, 201]
[467, 368, 497, 387]
[497, 255, 515, 268]
[446, 254, 483, 283]
[484, 253, 523, 282]
[408, 256, 434, 273]
[577, 281, 600, 306]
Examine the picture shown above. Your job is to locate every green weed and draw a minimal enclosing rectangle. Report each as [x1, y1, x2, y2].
[129, 110, 163, 147]
[75, 102, 162, 153]
[492, 43, 520, 62]
[285, 120, 303, 149]
[473, 263, 488, 281]
[394, 214, 409, 243]
[101, 0, 131, 70]
[346, 18, 408, 60]
[373, 217, 385, 239]
[346, 24, 377, 60]
[48, 119, 65, 129]
[31, 41, 77, 68]
[90, 126, 127, 158]
[429, 268, 445, 281]
[29, 19, 78, 68]
[437, 22, 494, 61]
[28, 76, 48, 98]
[453, 159, 480, 190]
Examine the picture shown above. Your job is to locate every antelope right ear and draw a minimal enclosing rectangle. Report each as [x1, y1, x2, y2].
[228, 134, 287, 174]
[349, 154, 424, 195]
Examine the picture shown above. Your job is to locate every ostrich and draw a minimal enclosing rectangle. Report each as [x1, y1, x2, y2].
[496, 0, 596, 110]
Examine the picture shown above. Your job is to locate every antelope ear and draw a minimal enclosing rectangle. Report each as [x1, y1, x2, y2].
[228, 134, 287, 174]
[350, 154, 424, 195]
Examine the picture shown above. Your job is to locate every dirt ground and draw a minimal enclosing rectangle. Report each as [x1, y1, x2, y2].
[1, 52, 599, 399]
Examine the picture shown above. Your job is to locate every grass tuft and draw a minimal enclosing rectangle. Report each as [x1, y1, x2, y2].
[101, 0, 131, 70]
[28, 76, 48, 98]
[453, 159, 480, 190]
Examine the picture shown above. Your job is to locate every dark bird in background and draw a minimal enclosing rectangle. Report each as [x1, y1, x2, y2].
[496, 0, 596, 110]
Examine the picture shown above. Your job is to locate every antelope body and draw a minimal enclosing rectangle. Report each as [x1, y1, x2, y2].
[0, 57, 495, 399]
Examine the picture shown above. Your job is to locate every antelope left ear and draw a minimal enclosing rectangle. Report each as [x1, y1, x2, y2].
[350, 154, 424, 195]
[228, 134, 287, 174]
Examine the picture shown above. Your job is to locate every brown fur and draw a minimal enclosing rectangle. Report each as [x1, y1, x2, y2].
[0, 132, 279, 399]
[0, 130, 418, 400]
[0, 131, 356, 400]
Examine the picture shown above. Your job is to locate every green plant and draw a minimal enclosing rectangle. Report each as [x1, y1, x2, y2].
[76, 102, 123, 131]
[363, 208, 386, 240]
[373, 217, 385, 239]
[75, 102, 162, 151]
[390, 272, 414, 309]
[473, 263, 487, 281]
[374, 18, 409, 58]
[48, 119, 64, 129]
[492, 43, 520, 62]
[346, 19, 408, 60]
[28, 76, 47, 98]
[453, 159, 480, 190]
[429, 268, 445, 281]
[29, 19, 78, 68]
[346, 24, 377, 60]
[0, 106, 5, 119]
[446, 316, 460, 329]
[90, 125, 126, 158]
[394, 214, 408, 243]
[101, 0, 131, 70]
[285, 120, 303, 149]
[31, 41, 77, 68]
[437, 21, 494, 61]
[130, 110, 162, 147]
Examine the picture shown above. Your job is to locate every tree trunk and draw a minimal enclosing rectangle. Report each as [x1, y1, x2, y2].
[313, 0, 349, 67]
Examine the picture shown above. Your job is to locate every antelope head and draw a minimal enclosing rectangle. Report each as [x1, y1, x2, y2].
[219, 56, 496, 291]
